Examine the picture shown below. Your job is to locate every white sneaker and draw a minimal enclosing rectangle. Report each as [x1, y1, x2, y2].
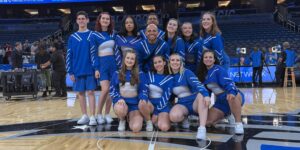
[234, 122, 244, 134]
[77, 114, 89, 124]
[196, 126, 206, 140]
[89, 116, 97, 126]
[146, 120, 153, 132]
[118, 120, 126, 131]
[182, 117, 190, 129]
[105, 114, 113, 124]
[97, 114, 106, 124]
[226, 114, 236, 125]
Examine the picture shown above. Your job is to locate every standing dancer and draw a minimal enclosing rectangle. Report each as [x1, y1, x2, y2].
[90, 12, 116, 124]
[66, 11, 97, 125]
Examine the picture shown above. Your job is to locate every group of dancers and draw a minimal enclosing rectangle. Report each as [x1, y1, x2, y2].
[66, 10, 245, 140]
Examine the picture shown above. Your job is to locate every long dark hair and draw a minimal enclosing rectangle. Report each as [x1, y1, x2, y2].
[151, 55, 169, 75]
[119, 49, 139, 86]
[164, 18, 179, 54]
[119, 15, 138, 37]
[95, 12, 114, 34]
[197, 50, 220, 82]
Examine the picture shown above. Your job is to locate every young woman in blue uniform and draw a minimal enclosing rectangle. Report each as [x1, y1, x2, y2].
[90, 12, 116, 125]
[110, 50, 153, 132]
[200, 12, 230, 70]
[181, 22, 202, 74]
[163, 18, 185, 57]
[197, 50, 245, 134]
[168, 53, 210, 140]
[115, 16, 141, 68]
[146, 55, 173, 131]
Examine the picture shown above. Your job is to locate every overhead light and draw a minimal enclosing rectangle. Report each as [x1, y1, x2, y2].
[93, 8, 103, 13]
[186, 2, 200, 8]
[218, 0, 231, 7]
[112, 6, 123, 12]
[277, 0, 285, 4]
[141, 5, 155, 11]
[24, 9, 38, 15]
[58, 9, 71, 14]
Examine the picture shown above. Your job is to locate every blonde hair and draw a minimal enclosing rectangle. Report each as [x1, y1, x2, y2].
[168, 53, 185, 75]
[200, 11, 221, 37]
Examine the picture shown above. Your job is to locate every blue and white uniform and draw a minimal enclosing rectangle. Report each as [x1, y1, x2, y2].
[139, 28, 165, 40]
[115, 35, 141, 68]
[172, 69, 209, 115]
[183, 39, 202, 74]
[146, 72, 173, 115]
[110, 71, 149, 112]
[204, 65, 245, 116]
[249, 50, 263, 67]
[90, 31, 117, 81]
[136, 38, 170, 72]
[284, 49, 297, 67]
[166, 37, 185, 57]
[201, 33, 230, 70]
[66, 30, 96, 91]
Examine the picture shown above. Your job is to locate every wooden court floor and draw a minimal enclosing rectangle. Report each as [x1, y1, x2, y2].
[0, 87, 299, 150]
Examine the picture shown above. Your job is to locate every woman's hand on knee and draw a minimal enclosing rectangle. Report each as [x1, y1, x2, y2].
[226, 94, 235, 101]
[117, 99, 126, 106]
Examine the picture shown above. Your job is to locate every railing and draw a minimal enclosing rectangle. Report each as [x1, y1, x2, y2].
[287, 20, 296, 31]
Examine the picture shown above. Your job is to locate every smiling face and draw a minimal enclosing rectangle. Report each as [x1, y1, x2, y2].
[153, 56, 166, 74]
[166, 19, 178, 34]
[124, 52, 136, 69]
[169, 54, 182, 73]
[203, 51, 215, 69]
[201, 13, 213, 32]
[76, 15, 89, 29]
[181, 23, 193, 38]
[125, 17, 134, 33]
[147, 14, 159, 25]
[146, 24, 158, 42]
[100, 13, 110, 30]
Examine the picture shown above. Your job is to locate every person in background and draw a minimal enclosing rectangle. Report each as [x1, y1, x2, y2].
[35, 42, 51, 97]
[265, 47, 277, 65]
[249, 47, 264, 87]
[0, 46, 5, 64]
[282, 42, 297, 67]
[3, 43, 13, 65]
[11, 42, 23, 90]
[42, 42, 67, 97]
[11, 42, 23, 69]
